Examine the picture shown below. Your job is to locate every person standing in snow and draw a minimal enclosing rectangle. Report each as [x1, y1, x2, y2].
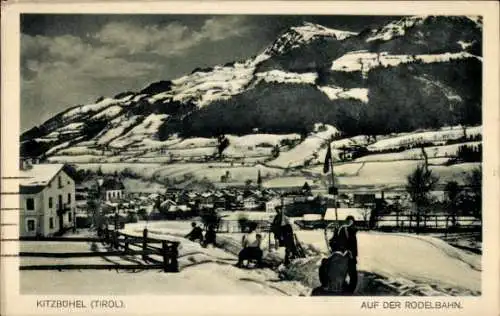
[329, 215, 358, 294]
[203, 224, 217, 248]
[236, 222, 263, 268]
[272, 205, 297, 265]
[185, 222, 204, 242]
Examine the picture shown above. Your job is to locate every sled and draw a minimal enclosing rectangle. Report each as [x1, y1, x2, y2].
[293, 233, 306, 258]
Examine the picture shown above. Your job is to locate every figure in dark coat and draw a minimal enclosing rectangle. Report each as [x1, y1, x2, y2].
[203, 224, 217, 247]
[329, 215, 358, 294]
[272, 205, 298, 265]
[185, 222, 204, 242]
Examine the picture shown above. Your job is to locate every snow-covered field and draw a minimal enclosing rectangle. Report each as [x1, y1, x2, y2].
[72, 162, 285, 185]
[355, 141, 482, 162]
[306, 161, 480, 187]
[367, 126, 481, 151]
[20, 220, 481, 296]
[20, 228, 308, 296]
[267, 124, 340, 168]
[331, 50, 479, 76]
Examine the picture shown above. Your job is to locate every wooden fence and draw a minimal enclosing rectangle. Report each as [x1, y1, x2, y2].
[374, 214, 481, 234]
[19, 228, 179, 273]
[294, 214, 481, 234]
[216, 219, 272, 233]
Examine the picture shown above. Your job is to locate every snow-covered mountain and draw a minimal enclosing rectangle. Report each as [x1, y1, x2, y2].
[21, 16, 482, 169]
[265, 22, 357, 55]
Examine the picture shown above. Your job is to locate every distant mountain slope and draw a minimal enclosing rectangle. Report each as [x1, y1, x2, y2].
[21, 16, 482, 161]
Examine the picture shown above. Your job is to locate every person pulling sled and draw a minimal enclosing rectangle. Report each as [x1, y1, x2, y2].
[314, 215, 358, 295]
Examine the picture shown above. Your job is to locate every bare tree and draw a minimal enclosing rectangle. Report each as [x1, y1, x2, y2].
[465, 166, 482, 219]
[360, 203, 372, 229]
[444, 180, 461, 227]
[406, 164, 439, 233]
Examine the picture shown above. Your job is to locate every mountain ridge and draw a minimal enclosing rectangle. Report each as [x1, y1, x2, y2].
[21, 15, 482, 162]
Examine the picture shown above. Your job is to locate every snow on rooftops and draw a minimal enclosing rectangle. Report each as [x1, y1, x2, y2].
[19, 163, 65, 187]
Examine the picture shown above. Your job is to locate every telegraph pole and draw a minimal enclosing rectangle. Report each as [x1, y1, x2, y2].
[329, 143, 338, 222]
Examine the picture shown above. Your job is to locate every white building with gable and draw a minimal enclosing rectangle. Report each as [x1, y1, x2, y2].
[19, 162, 76, 237]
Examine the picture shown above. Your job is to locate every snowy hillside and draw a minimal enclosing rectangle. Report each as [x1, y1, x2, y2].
[264, 22, 357, 55]
[22, 15, 482, 179]
[330, 51, 480, 76]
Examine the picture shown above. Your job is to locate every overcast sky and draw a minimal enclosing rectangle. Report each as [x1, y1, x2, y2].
[21, 14, 398, 132]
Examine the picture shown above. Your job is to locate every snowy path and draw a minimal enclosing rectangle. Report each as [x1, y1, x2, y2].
[132, 221, 481, 296]
[20, 222, 481, 296]
[296, 230, 481, 295]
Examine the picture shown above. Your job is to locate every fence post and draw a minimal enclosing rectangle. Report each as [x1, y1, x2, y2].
[113, 230, 119, 249]
[445, 216, 448, 238]
[124, 236, 129, 254]
[268, 230, 271, 250]
[104, 227, 109, 244]
[142, 228, 148, 261]
[169, 242, 179, 272]
[162, 241, 169, 272]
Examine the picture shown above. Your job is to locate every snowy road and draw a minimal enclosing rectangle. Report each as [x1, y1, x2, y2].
[130, 221, 481, 296]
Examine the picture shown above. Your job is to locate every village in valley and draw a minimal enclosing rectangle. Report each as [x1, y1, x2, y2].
[18, 138, 482, 296]
[20, 155, 482, 240]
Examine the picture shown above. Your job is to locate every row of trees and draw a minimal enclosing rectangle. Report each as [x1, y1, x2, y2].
[404, 163, 481, 233]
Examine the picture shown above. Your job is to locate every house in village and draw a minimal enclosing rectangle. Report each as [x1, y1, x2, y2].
[19, 161, 76, 237]
[213, 191, 227, 209]
[352, 193, 376, 208]
[199, 192, 215, 209]
[165, 187, 183, 201]
[265, 197, 282, 212]
[98, 178, 125, 201]
[243, 194, 261, 210]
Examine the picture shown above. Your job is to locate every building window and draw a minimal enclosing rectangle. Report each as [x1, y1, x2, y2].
[68, 212, 72, 222]
[48, 197, 53, 209]
[27, 219, 35, 232]
[26, 198, 35, 211]
[49, 217, 54, 229]
[58, 176, 62, 188]
[67, 193, 71, 204]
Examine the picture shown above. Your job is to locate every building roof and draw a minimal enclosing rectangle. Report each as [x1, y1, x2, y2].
[19, 163, 65, 188]
[19, 185, 46, 194]
[160, 199, 177, 208]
